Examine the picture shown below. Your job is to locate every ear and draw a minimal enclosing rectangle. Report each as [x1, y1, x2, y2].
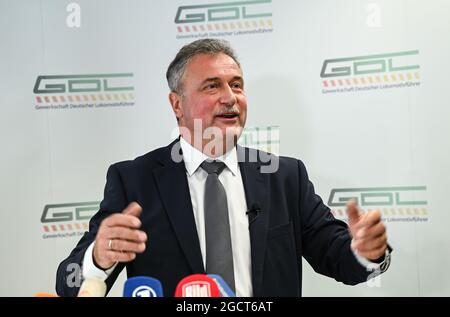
[169, 92, 183, 121]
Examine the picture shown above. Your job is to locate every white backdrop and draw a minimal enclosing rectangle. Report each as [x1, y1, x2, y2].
[1, 0, 449, 296]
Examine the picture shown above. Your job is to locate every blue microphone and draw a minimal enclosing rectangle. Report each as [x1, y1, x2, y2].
[123, 276, 164, 297]
[207, 274, 236, 297]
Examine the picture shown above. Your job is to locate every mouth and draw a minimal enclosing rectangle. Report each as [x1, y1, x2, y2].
[215, 112, 239, 121]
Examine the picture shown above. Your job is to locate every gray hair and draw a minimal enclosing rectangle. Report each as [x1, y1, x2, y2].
[166, 38, 241, 94]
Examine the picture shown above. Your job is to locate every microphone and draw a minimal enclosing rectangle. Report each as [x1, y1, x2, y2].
[123, 276, 164, 297]
[77, 277, 107, 297]
[174, 274, 220, 297]
[207, 274, 236, 297]
[33, 292, 59, 297]
[246, 202, 262, 223]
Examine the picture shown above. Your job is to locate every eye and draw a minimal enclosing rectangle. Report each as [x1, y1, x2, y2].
[231, 82, 243, 90]
[204, 82, 219, 90]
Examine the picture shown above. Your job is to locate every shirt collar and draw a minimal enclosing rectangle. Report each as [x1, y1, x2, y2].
[179, 136, 239, 177]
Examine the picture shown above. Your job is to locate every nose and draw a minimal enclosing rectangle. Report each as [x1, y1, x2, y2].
[219, 84, 237, 106]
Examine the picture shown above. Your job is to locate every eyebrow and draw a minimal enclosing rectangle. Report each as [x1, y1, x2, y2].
[201, 76, 244, 85]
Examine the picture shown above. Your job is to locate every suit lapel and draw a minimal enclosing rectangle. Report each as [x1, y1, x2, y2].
[153, 140, 205, 274]
[237, 146, 270, 297]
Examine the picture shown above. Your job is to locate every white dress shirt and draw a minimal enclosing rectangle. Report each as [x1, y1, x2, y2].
[179, 137, 253, 296]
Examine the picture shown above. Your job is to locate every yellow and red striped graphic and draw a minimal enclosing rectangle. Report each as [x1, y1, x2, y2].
[331, 207, 428, 217]
[36, 93, 134, 104]
[323, 72, 420, 88]
[43, 222, 89, 233]
[176, 19, 272, 33]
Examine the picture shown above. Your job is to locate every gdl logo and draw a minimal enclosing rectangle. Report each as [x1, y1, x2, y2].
[320, 50, 420, 79]
[327, 186, 427, 207]
[320, 50, 421, 93]
[41, 201, 99, 235]
[175, 0, 272, 24]
[33, 73, 135, 108]
[327, 186, 428, 219]
[33, 73, 134, 94]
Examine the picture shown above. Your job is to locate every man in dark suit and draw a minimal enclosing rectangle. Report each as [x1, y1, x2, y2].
[56, 39, 391, 297]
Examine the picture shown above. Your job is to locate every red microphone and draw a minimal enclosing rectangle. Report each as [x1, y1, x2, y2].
[174, 274, 220, 297]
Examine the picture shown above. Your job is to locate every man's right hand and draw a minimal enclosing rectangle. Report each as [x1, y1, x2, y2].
[93, 202, 147, 270]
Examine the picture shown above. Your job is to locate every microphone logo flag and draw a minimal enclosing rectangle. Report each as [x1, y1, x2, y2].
[132, 285, 158, 297]
[174, 274, 220, 297]
[123, 276, 164, 297]
[182, 281, 211, 297]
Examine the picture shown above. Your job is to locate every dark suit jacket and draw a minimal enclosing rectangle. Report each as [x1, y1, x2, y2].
[56, 140, 378, 297]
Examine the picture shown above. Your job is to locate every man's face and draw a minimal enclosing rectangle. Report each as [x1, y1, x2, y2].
[170, 53, 247, 152]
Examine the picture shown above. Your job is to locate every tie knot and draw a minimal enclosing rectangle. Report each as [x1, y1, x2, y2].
[201, 160, 226, 175]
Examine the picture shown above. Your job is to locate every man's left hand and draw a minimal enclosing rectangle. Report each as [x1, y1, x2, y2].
[346, 200, 388, 261]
